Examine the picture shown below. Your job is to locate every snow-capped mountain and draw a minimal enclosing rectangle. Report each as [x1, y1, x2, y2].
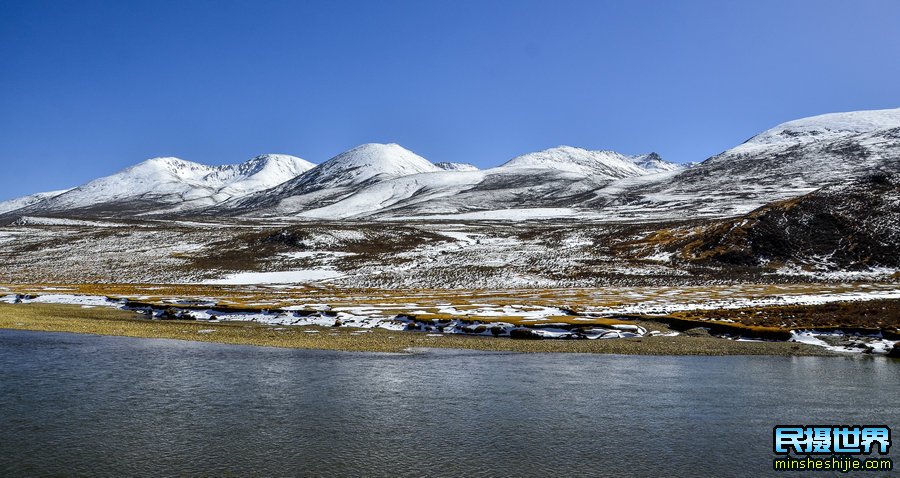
[4, 154, 314, 216]
[435, 162, 479, 171]
[592, 107, 900, 220]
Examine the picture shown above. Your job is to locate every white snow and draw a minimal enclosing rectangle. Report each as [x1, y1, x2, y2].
[436, 231, 478, 244]
[1, 294, 120, 307]
[433, 304, 569, 319]
[772, 265, 900, 281]
[585, 288, 900, 316]
[279, 250, 356, 259]
[202, 269, 344, 284]
[9, 216, 132, 227]
[298, 169, 485, 219]
[389, 208, 583, 221]
[790, 331, 897, 355]
[435, 162, 479, 171]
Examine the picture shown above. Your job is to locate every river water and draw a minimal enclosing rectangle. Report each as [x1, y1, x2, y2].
[1, 329, 897, 477]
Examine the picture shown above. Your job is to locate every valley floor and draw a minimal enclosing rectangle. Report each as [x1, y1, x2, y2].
[2, 219, 897, 288]
[0, 219, 897, 355]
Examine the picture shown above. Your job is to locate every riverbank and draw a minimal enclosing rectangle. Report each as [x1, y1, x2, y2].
[0, 303, 836, 355]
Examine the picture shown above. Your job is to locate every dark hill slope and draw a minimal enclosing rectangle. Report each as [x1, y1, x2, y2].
[635, 173, 900, 270]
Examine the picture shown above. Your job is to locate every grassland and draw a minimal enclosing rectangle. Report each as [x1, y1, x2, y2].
[0, 302, 835, 355]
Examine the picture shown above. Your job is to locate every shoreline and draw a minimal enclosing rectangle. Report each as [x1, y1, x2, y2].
[0, 303, 843, 356]
[2, 283, 899, 355]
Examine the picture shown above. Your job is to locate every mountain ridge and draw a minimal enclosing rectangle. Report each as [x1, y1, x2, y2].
[2, 107, 897, 221]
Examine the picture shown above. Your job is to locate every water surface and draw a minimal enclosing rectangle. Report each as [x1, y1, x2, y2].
[1, 329, 897, 477]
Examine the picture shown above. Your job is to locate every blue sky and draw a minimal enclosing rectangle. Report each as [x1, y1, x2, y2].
[1, 0, 898, 200]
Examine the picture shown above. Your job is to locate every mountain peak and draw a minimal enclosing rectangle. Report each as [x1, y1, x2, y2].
[299, 143, 439, 187]
[501, 146, 647, 179]
[628, 152, 683, 173]
[233, 154, 315, 176]
[137, 156, 205, 170]
[143, 156, 192, 165]
[330, 143, 430, 165]
[224, 143, 442, 212]
[435, 162, 479, 172]
[121, 157, 215, 183]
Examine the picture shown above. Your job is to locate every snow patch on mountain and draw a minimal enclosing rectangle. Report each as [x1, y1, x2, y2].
[298, 170, 487, 219]
[435, 162, 479, 171]
[389, 207, 583, 221]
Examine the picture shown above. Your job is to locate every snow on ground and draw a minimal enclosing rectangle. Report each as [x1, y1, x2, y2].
[1, 294, 121, 307]
[10, 217, 133, 227]
[389, 208, 584, 221]
[434, 304, 568, 319]
[294, 230, 367, 248]
[435, 231, 478, 244]
[0, 230, 30, 245]
[790, 331, 896, 355]
[201, 270, 344, 285]
[279, 251, 356, 259]
[773, 265, 900, 281]
[585, 288, 900, 316]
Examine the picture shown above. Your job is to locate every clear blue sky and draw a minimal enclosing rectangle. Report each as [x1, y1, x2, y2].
[1, 0, 899, 200]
